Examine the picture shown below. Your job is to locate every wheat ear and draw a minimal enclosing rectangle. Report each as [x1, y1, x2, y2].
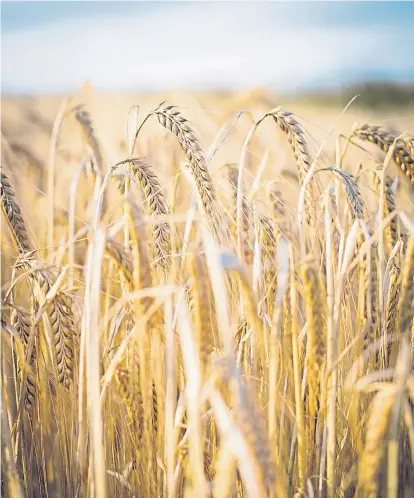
[114, 366, 144, 442]
[105, 237, 134, 287]
[354, 124, 414, 184]
[262, 108, 315, 225]
[229, 167, 252, 264]
[11, 306, 37, 411]
[155, 105, 217, 221]
[188, 252, 216, 374]
[127, 158, 171, 268]
[398, 235, 414, 337]
[29, 264, 77, 389]
[48, 291, 76, 389]
[364, 240, 379, 351]
[357, 386, 395, 497]
[301, 263, 326, 424]
[217, 360, 276, 490]
[260, 215, 277, 316]
[332, 168, 364, 220]
[1, 171, 32, 253]
[373, 170, 398, 255]
[384, 262, 401, 365]
[74, 105, 103, 175]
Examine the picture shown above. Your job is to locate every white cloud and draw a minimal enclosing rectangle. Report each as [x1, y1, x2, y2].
[2, 2, 413, 93]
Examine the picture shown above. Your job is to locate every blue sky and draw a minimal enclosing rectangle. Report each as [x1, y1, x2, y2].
[2, 1, 414, 94]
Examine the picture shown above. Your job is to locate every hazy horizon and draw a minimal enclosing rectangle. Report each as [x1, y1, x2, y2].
[2, 1, 414, 95]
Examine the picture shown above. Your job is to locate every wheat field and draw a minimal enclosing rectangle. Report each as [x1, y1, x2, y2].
[1, 87, 414, 498]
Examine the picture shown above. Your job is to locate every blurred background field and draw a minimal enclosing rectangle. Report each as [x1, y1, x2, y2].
[2, 83, 414, 253]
